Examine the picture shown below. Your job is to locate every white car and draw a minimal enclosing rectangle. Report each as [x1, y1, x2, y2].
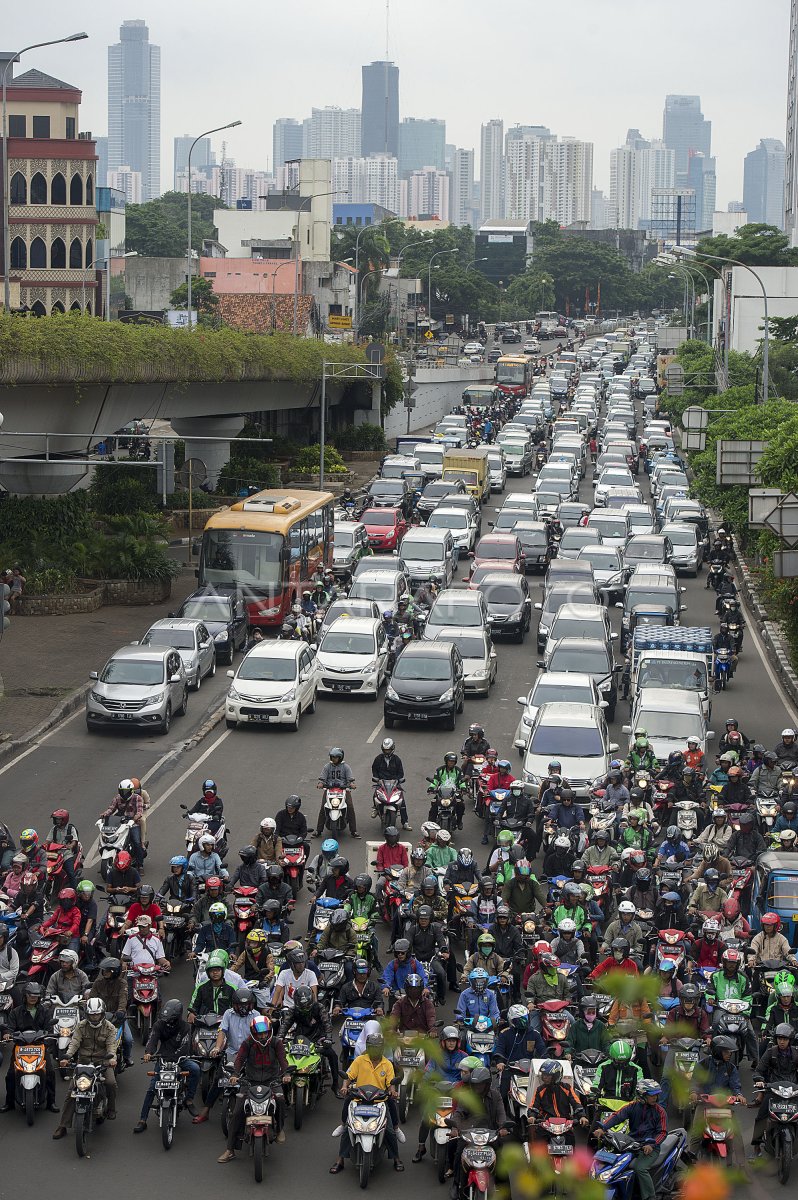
[463, 341, 485, 356]
[594, 467, 635, 507]
[622, 687, 713, 764]
[140, 618, 216, 691]
[522, 701, 618, 797]
[513, 672, 603, 753]
[426, 505, 479, 556]
[487, 449, 507, 493]
[225, 640, 317, 731]
[315, 616, 389, 699]
[424, 625, 498, 694]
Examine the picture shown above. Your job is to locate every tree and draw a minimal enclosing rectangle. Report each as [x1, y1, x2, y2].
[695, 223, 798, 269]
[126, 191, 225, 257]
[170, 277, 219, 313]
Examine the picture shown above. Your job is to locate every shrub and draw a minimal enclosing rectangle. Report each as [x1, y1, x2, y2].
[331, 423, 387, 452]
[291, 445, 348, 475]
[217, 458, 281, 496]
[25, 567, 81, 595]
[0, 492, 92, 554]
[89, 462, 160, 516]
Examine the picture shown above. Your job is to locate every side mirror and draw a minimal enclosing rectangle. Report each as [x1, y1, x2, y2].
[707, 730, 716, 741]
[89, 670, 99, 681]
[610, 631, 618, 639]
[516, 695, 527, 706]
[680, 604, 688, 612]
[598, 699, 609, 708]
[226, 670, 235, 678]
[608, 742, 619, 753]
[536, 660, 545, 669]
[534, 602, 543, 611]
[615, 601, 624, 609]
[621, 724, 632, 734]
[170, 673, 182, 683]
[168, 611, 175, 618]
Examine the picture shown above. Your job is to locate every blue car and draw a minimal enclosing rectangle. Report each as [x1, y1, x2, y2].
[750, 852, 798, 949]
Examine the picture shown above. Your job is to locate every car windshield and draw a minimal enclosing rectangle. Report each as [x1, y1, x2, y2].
[580, 548, 621, 569]
[638, 662, 706, 690]
[349, 581, 396, 602]
[404, 541, 444, 561]
[478, 540, 516, 560]
[363, 511, 396, 527]
[424, 483, 459, 498]
[529, 725, 604, 757]
[589, 520, 626, 538]
[143, 629, 196, 650]
[439, 634, 486, 659]
[428, 512, 467, 530]
[320, 631, 376, 655]
[532, 680, 591, 707]
[544, 587, 594, 614]
[642, 711, 701, 740]
[495, 511, 526, 530]
[333, 530, 355, 548]
[429, 602, 482, 627]
[665, 529, 695, 546]
[236, 656, 297, 682]
[371, 482, 401, 495]
[626, 541, 665, 560]
[101, 658, 165, 685]
[626, 588, 675, 612]
[519, 531, 548, 550]
[767, 878, 798, 909]
[201, 528, 283, 588]
[481, 583, 523, 605]
[549, 644, 611, 674]
[392, 654, 453, 681]
[550, 615, 604, 640]
[180, 598, 230, 620]
[562, 530, 597, 547]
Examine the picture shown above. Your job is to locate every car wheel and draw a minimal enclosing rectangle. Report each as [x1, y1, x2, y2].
[225, 648, 235, 666]
[445, 710, 457, 731]
[288, 709, 300, 733]
[178, 688, 188, 716]
[308, 689, 317, 714]
[226, 718, 237, 730]
[209, 656, 216, 678]
[384, 713, 395, 729]
[193, 668, 202, 692]
[160, 704, 172, 735]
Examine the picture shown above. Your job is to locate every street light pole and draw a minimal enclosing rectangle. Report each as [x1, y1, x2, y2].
[3, 32, 88, 314]
[427, 248, 458, 326]
[185, 119, 241, 329]
[393, 238, 427, 343]
[292, 189, 343, 335]
[357, 268, 379, 338]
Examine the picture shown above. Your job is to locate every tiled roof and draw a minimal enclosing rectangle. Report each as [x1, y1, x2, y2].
[216, 292, 315, 334]
[10, 68, 79, 90]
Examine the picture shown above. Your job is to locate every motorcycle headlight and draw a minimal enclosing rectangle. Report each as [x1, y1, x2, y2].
[76, 1076, 92, 1092]
[214, 630, 229, 643]
[228, 687, 241, 701]
[599, 1168, 616, 1182]
[440, 688, 454, 703]
[386, 686, 398, 700]
[352, 1115, 381, 1133]
[249, 1100, 269, 1115]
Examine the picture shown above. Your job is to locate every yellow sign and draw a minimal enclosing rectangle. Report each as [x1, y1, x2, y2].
[328, 314, 353, 330]
[424, 330, 434, 340]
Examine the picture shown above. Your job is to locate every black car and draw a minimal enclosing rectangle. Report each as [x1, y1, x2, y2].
[366, 479, 413, 519]
[513, 521, 551, 573]
[477, 572, 532, 642]
[172, 589, 247, 665]
[384, 641, 464, 730]
[501, 328, 522, 344]
[415, 479, 467, 520]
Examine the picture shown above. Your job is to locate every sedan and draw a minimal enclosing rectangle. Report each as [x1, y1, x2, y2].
[622, 535, 672, 572]
[594, 467, 635, 507]
[576, 544, 627, 602]
[542, 636, 621, 721]
[416, 479, 467, 519]
[522, 701, 618, 797]
[463, 341, 485, 356]
[558, 527, 602, 560]
[477, 571, 532, 641]
[140, 619, 216, 690]
[426, 506, 478, 556]
[360, 507, 408, 552]
[659, 522, 701, 576]
[173, 590, 247, 665]
[316, 616, 389, 699]
[424, 625, 497, 695]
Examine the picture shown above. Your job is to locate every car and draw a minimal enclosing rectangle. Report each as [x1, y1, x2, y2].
[544, 601, 616, 655]
[617, 568, 687, 651]
[540, 635, 621, 721]
[538, 463, 578, 496]
[140, 618, 216, 690]
[359, 506, 408, 553]
[477, 571, 533, 641]
[332, 521, 372, 579]
[535, 582, 599, 651]
[463, 341, 485, 356]
[426, 505, 478, 557]
[594, 467, 635, 507]
[172, 589, 247, 665]
[622, 687, 713, 764]
[225, 640, 317, 731]
[513, 520, 551, 573]
[470, 533, 525, 577]
[487, 347, 501, 364]
[366, 478, 413, 517]
[585, 510, 631, 550]
[522, 701, 618, 797]
[415, 478, 467, 520]
[426, 588, 489, 631]
[384, 640, 465, 730]
[557, 500, 591, 528]
[424, 625, 497, 695]
[620, 503, 655, 537]
[442, 494, 482, 538]
[749, 853, 798, 950]
[622, 535, 672, 572]
[501, 328, 522, 344]
[533, 489, 564, 519]
[513, 671, 605, 753]
[544, 558, 596, 590]
[352, 555, 408, 580]
[576, 544, 627, 602]
[558, 526, 603, 560]
[380, 454, 421, 481]
[501, 439, 534, 476]
[491, 506, 537, 535]
[400, 527, 457, 589]
[659, 520, 702, 575]
[487, 449, 507, 493]
[348, 569, 410, 609]
[316, 616, 389, 700]
[87, 645, 188, 735]
[523, 340, 541, 354]
[316, 597, 381, 641]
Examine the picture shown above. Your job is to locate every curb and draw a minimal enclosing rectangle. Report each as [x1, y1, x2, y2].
[0, 682, 90, 765]
[731, 532, 798, 714]
[183, 701, 226, 750]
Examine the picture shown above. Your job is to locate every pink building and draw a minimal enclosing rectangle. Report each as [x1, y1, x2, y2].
[198, 257, 297, 294]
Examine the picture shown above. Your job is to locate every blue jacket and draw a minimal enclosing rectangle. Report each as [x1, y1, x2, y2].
[381, 957, 429, 992]
[546, 802, 585, 829]
[493, 1025, 546, 1065]
[425, 1046, 467, 1084]
[657, 838, 691, 861]
[774, 815, 798, 835]
[194, 921, 237, 954]
[455, 987, 500, 1025]
[188, 850, 228, 880]
[603, 1098, 667, 1146]
[698, 1054, 741, 1094]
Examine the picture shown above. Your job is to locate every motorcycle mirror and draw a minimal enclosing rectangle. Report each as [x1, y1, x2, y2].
[180, 804, 188, 811]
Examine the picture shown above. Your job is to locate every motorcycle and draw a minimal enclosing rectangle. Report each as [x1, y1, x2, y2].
[69, 1061, 110, 1158]
[673, 799, 701, 841]
[181, 808, 228, 859]
[322, 788, 349, 838]
[538, 999, 573, 1057]
[314, 947, 346, 1013]
[461, 1014, 496, 1066]
[280, 835, 306, 900]
[192, 1011, 223, 1102]
[95, 814, 135, 881]
[392, 1033, 426, 1120]
[379, 865, 410, 932]
[26, 931, 63, 980]
[727, 619, 744, 654]
[284, 1035, 324, 1129]
[694, 1093, 745, 1161]
[655, 928, 689, 972]
[351, 915, 376, 966]
[586, 866, 613, 916]
[713, 997, 753, 1062]
[451, 1126, 499, 1200]
[706, 562, 727, 594]
[8, 1031, 56, 1124]
[427, 785, 462, 833]
[486, 789, 512, 842]
[372, 780, 404, 832]
[161, 896, 193, 959]
[573, 1048, 605, 1113]
[468, 756, 487, 816]
[754, 1079, 798, 1184]
[755, 794, 780, 833]
[148, 1054, 192, 1150]
[536, 1115, 576, 1173]
[44, 841, 83, 900]
[668, 1036, 701, 1121]
[99, 891, 133, 957]
[714, 648, 733, 692]
[310, 895, 341, 944]
[232, 885, 261, 948]
[128, 963, 165, 1043]
[590, 1128, 687, 1200]
[448, 882, 479, 944]
[52, 1001, 84, 1077]
[338, 1084, 391, 1188]
[241, 1081, 282, 1183]
[429, 1081, 456, 1182]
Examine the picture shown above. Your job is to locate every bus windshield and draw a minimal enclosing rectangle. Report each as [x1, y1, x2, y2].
[496, 363, 526, 385]
[201, 529, 283, 589]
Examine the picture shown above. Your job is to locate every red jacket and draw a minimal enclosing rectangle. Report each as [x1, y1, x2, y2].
[126, 901, 163, 925]
[692, 938, 721, 969]
[588, 956, 639, 982]
[666, 1004, 710, 1037]
[377, 844, 409, 872]
[41, 904, 81, 939]
[486, 770, 515, 794]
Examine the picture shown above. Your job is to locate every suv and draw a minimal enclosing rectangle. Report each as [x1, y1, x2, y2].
[332, 521, 371, 578]
[172, 589, 247, 664]
[87, 645, 188, 734]
[384, 640, 465, 729]
[140, 618, 216, 690]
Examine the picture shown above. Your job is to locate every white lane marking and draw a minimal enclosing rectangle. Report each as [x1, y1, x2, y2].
[0, 707, 82, 778]
[140, 748, 178, 786]
[738, 597, 798, 725]
[366, 718, 384, 744]
[84, 729, 231, 868]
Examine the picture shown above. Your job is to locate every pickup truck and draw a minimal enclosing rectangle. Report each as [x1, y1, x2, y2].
[622, 625, 713, 719]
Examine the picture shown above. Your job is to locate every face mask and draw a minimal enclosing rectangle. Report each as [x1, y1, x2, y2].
[583, 1011, 596, 1025]
[542, 967, 557, 982]
[212, 921, 224, 933]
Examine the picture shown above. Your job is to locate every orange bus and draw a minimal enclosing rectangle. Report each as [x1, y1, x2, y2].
[495, 354, 532, 399]
[198, 489, 335, 628]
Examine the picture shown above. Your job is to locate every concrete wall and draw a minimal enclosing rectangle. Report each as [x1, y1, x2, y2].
[125, 256, 195, 311]
[714, 265, 798, 355]
[383, 365, 494, 439]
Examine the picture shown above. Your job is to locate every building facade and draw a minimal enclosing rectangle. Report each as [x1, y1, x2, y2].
[398, 118, 445, 175]
[480, 119, 505, 222]
[662, 95, 711, 187]
[173, 134, 212, 191]
[108, 19, 160, 201]
[332, 155, 398, 213]
[609, 143, 638, 228]
[2, 66, 98, 315]
[107, 165, 142, 205]
[787, 0, 798, 243]
[450, 147, 475, 227]
[303, 108, 361, 160]
[743, 139, 786, 228]
[361, 61, 399, 158]
[686, 152, 716, 232]
[504, 127, 549, 223]
[273, 118, 303, 174]
[406, 166, 449, 221]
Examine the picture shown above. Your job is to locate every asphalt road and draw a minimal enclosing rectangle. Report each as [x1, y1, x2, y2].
[1, 355, 795, 1190]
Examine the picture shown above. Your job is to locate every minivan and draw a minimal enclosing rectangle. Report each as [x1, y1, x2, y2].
[384, 640, 465, 730]
[87, 645, 188, 734]
[400, 527, 457, 589]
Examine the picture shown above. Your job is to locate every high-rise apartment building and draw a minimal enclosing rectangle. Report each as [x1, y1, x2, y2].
[332, 155, 398, 213]
[361, 61, 399, 157]
[504, 130, 547, 222]
[546, 138, 593, 225]
[108, 20, 161, 201]
[637, 140, 675, 223]
[609, 132, 675, 228]
[663, 95, 711, 187]
[273, 118, 303, 174]
[686, 152, 716, 231]
[609, 143, 638, 228]
[406, 167, 449, 221]
[787, 0, 798, 243]
[107, 165, 142, 205]
[174, 135, 212, 190]
[303, 108, 361, 160]
[480, 119, 505, 222]
[95, 136, 109, 188]
[398, 118, 445, 175]
[744, 139, 786, 228]
[450, 147, 475, 227]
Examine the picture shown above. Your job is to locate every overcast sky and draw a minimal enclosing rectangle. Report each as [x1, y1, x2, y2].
[6, 0, 790, 209]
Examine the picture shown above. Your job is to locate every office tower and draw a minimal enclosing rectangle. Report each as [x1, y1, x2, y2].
[637, 140, 675, 223]
[332, 155, 398, 213]
[273, 118, 303, 173]
[361, 61, 399, 157]
[108, 19, 161, 201]
[303, 108, 361, 159]
[480, 118, 505, 221]
[174, 135, 212, 190]
[686, 152, 717, 230]
[407, 167, 449, 221]
[663, 95, 711, 186]
[451, 147, 475, 227]
[95, 136, 109, 188]
[744, 139, 786, 228]
[787, 0, 798, 242]
[398, 118, 446, 175]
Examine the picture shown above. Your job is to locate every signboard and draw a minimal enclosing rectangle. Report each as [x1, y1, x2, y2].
[665, 362, 685, 396]
[424, 331, 434, 340]
[682, 405, 709, 431]
[715, 440, 769, 486]
[682, 430, 706, 452]
[328, 314, 352, 330]
[774, 551, 798, 579]
[749, 489, 784, 529]
[488, 234, 514, 243]
[762, 492, 798, 548]
[445, 313, 455, 326]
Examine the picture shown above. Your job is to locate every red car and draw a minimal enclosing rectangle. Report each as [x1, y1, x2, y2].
[360, 506, 408, 552]
[468, 533, 525, 577]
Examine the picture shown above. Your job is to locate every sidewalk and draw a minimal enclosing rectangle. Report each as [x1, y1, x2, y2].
[0, 565, 199, 744]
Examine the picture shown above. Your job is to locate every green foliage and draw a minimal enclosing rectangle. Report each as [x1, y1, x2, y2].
[0, 492, 92, 556]
[331, 423, 387, 452]
[24, 567, 81, 595]
[125, 191, 224, 258]
[73, 513, 179, 583]
[217, 458, 281, 495]
[291, 445, 348, 475]
[89, 462, 160, 516]
[170, 277, 219, 313]
[695, 222, 798, 269]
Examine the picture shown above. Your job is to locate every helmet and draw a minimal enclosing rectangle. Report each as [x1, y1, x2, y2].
[381, 737, 395, 754]
[477, 933, 496, 954]
[266, 864, 284, 885]
[702, 918, 721, 939]
[680, 984, 700, 1006]
[86, 997, 106, 1024]
[727, 765, 742, 779]
[721, 948, 742, 969]
[383, 610, 393, 621]
[58, 887, 77, 908]
[329, 747, 344, 762]
[234, 988, 255, 1013]
[262, 899, 282, 921]
[71, 873, 94, 895]
[557, 919, 577, 936]
[289, 948, 307, 967]
[666, 825, 679, 842]
[443, 752, 458, 765]
[437, 830, 452, 846]
[540, 1060, 563, 1083]
[668, 751, 684, 767]
[405, 973, 423, 997]
[285, 795, 301, 810]
[554, 835, 571, 851]
[59, 949, 79, 967]
[496, 905, 511, 920]
[161, 999, 184, 1023]
[780, 830, 798, 846]
[421, 822, 440, 840]
[331, 909, 349, 928]
[354, 959, 370, 977]
[773, 969, 795, 991]
[294, 985, 314, 1012]
[704, 868, 720, 885]
[608, 1039, 634, 1064]
[421, 876, 438, 896]
[385, 826, 399, 844]
[416, 905, 434, 922]
[205, 876, 223, 893]
[762, 913, 782, 932]
[51, 808, 69, 824]
[260, 817, 276, 834]
[498, 759, 512, 773]
[507, 1004, 529, 1031]
[702, 844, 719, 863]
[441, 1025, 459, 1043]
[618, 900, 635, 916]
[457, 847, 474, 868]
[139, 883, 155, 902]
[784, 802, 798, 817]
[330, 856, 349, 876]
[782, 728, 797, 741]
[635, 868, 652, 890]
[321, 839, 339, 856]
[563, 882, 582, 900]
[658, 959, 676, 973]
[469, 968, 489, 993]
[611, 938, 630, 958]
[207, 951, 227, 972]
[209, 902, 228, 921]
[246, 929, 268, 949]
[198, 835, 215, 850]
[99, 957, 121, 978]
[469, 724, 484, 738]
[710, 1035, 737, 1057]
[250, 1015, 272, 1044]
[19, 828, 39, 851]
[662, 891, 681, 905]
[239, 845, 257, 863]
[354, 873, 372, 893]
[411, 846, 426, 865]
[486, 748, 499, 761]
[775, 1023, 795, 1041]
[202, 780, 218, 796]
[497, 829, 514, 848]
[24, 981, 43, 999]
[559, 788, 575, 803]
[169, 855, 188, 869]
[365, 1031, 384, 1053]
[548, 760, 562, 773]
[117, 779, 134, 799]
[687, 735, 700, 746]
[637, 1079, 662, 1099]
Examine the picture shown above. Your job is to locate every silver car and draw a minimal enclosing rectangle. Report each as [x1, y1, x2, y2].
[86, 645, 188, 734]
[140, 618, 216, 690]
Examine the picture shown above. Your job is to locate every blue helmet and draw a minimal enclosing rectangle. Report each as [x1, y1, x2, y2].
[637, 1079, 662, 1098]
[469, 968, 489, 993]
[169, 855, 188, 869]
[321, 838, 339, 856]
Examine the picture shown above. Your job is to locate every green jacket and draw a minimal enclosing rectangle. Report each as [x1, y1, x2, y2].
[709, 971, 750, 1004]
[621, 826, 654, 853]
[525, 969, 568, 1005]
[551, 902, 588, 931]
[594, 1059, 642, 1101]
[425, 845, 457, 870]
[431, 766, 466, 792]
[346, 893, 378, 921]
[628, 748, 658, 773]
[566, 1017, 610, 1055]
[502, 876, 547, 914]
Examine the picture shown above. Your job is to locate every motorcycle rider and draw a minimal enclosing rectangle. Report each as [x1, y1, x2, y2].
[275, 795, 310, 857]
[583, 828, 619, 870]
[99, 781, 146, 868]
[121, 883, 165, 940]
[481, 760, 516, 844]
[315, 748, 360, 839]
[373, 828, 409, 910]
[188, 833, 228, 883]
[426, 828, 457, 870]
[694, 807, 734, 854]
[314, 855, 354, 905]
[233, 928, 278, 988]
[490, 905, 525, 997]
[412, 1026, 467, 1160]
[253, 817, 283, 864]
[762, 975, 798, 1040]
[345, 873, 381, 969]
[133, 998, 200, 1131]
[381, 939, 429, 1004]
[18, 828, 47, 879]
[45, 809, 81, 888]
[191, 875, 230, 929]
[588, 938, 640, 985]
[460, 931, 504, 989]
[688, 842, 731, 886]
[657, 983, 711, 1105]
[688, 868, 729, 920]
[593, 1038, 643, 1114]
[545, 786, 586, 834]
[272, 947, 319, 1011]
[89, 957, 133, 1068]
[371, 738, 411, 830]
[306, 837, 339, 897]
[105, 848, 141, 896]
[334, 958, 384, 1017]
[0, 852, 28, 902]
[45, 948, 89, 1003]
[653, 891, 688, 933]
[446, 1064, 508, 1197]
[751, 1024, 798, 1152]
[428, 752, 467, 828]
[52, 996, 118, 1137]
[329, 1031, 403, 1174]
[279, 983, 340, 1095]
[708, 948, 757, 1056]
[719, 764, 751, 809]
[601, 902, 642, 957]
[228, 844, 266, 890]
[492, 1004, 545, 1098]
[567, 995, 610, 1055]
[313, 907, 357, 977]
[684, 736, 706, 777]
[654, 826, 691, 868]
[192, 901, 237, 957]
[726, 810, 767, 861]
[493, 780, 534, 856]
[217, 1014, 290, 1162]
[597, 1079, 669, 1200]
[121, 913, 169, 974]
[407, 905, 453, 1000]
[157, 856, 196, 914]
[258, 863, 294, 918]
[685, 1035, 745, 1163]
[719, 717, 751, 756]
[389, 971, 436, 1036]
[773, 728, 798, 767]
[461, 724, 491, 777]
[748, 913, 798, 968]
[40, 886, 82, 953]
[531, 1058, 588, 1130]
[1, 981, 58, 1112]
[456, 967, 500, 1025]
[628, 732, 658, 775]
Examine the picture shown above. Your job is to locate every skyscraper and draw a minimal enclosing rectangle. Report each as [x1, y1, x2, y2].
[361, 61, 399, 157]
[174, 135, 212, 191]
[273, 118, 303, 174]
[686, 152, 717, 231]
[398, 118, 446, 175]
[545, 138, 593, 226]
[504, 130, 547, 222]
[663, 95, 711, 187]
[407, 167, 449, 221]
[786, 0, 798, 243]
[303, 108, 361, 159]
[450, 147, 475, 227]
[95, 136, 109, 189]
[332, 155, 398, 213]
[637, 141, 675, 223]
[108, 20, 161, 201]
[744, 139, 786, 228]
[480, 119, 505, 222]
[609, 143, 638, 228]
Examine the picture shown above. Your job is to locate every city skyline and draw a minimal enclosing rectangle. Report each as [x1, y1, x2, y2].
[3, 0, 788, 211]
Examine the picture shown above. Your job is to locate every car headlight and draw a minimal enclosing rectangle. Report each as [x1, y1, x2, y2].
[472, 670, 489, 679]
[386, 686, 398, 700]
[228, 687, 241, 701]
[149, 691, 165, 704]
[439, 688, 454, 703]
[261, 605, 281, 617]
[90, 690, 104, 703]
[282, 688, 297, 702]
[214, 630, 229, 643]
[362, 665, 376, 676]
[539, 624, 550, 636]
[526, 773, 541, 786]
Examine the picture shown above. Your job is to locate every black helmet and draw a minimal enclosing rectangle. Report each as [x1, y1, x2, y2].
[263, 898, 282, 919]
[294, 985, 314, 1012]
[421, 875, 438, 895]
[611, 938, 630, 957]
[234, 987, 255, 1012]
[385, 826, 399, 844]
[161, 998, 184, 1023]
[266, 864, 284, 884]
[139, 883, 155, 902]
[285, 794, 301, 810]
[711, 1035, 737, 1056]
[331, 909, 349, 928]
[635, 868, 652, 890]
[99, 957, 122, 978]
[417, 904, 434, 922]
[331, 856, 350, 875]
[559, 787, 575, 802]
[239, 845, 257, 863]
[354, 873, 372, 893]
[666, 825, 679, 841]
[668, 751, 684, 767]
[24, 981, 43, 998]
[680, 984, 700, 1005]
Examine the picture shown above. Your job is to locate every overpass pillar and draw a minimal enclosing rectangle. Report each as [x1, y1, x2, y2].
[170, 415, 245, 489]
[353, 381, 383, 428]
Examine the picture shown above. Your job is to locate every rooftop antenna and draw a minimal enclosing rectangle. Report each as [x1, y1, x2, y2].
[385, 0, 390, 59]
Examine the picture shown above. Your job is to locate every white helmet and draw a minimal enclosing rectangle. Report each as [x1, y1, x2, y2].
[782, 728, 796, 739]
[381, 737, 395, 754]
[260, 817, 276, 834]
[421, 821, 440, 840]
[557, 918, 577, 935]
[86, 996, 106, 1024]
[437, 829, 452, 845]
[59, 949, 79, 966]
[198, 834, 215, 850]
[618, 900, 636, 915]
[554, 835, 571, 850]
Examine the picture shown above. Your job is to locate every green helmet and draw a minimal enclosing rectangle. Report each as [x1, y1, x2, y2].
[76, 879, 95, 896]
[207, 950, 228, 971]
[477, 933, 495, 954]
[774, 969, 796, 992]
[497, 829, 514, 847]
[459, 1055, 483, 1072]
[608, 1039, 634, 1064]
[777, 982, 795, 998]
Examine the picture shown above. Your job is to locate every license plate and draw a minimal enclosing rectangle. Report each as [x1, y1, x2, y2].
[0, 995, 12, 1009]
[410, 712, 429, 721]
[551, 1142, 572, 1155]
[772, 1102, 794, 1113]
[249, 714, 270, 722]
[164, 916, 183, 926]
[332, 683, 352, 692]
[112, 713, 134, 721]
[246, 1114, 270, 1126]
[53, 1007, 78, 1019]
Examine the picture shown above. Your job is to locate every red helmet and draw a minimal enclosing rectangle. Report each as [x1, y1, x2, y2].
[21, 871, 38, 888]
[726, 731, 743, 747]
[51, 808, 70, 824]
[721, 947, 741, 968]
[58, 887, 77, 907]
[205, 876, 223, 892]
[115, 850, 132, 871]
[762, 912, 782, 932]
